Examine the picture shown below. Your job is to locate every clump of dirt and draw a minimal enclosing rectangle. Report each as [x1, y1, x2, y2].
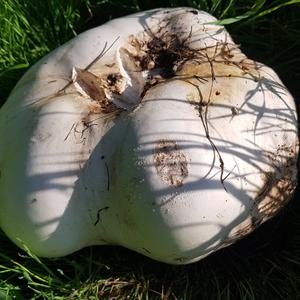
[132, 32, 197, 79]
[106, 73, 123, 87]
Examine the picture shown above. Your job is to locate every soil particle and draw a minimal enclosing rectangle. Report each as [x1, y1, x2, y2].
[107, 73, 123, 86]
[231, 107, 239, 116]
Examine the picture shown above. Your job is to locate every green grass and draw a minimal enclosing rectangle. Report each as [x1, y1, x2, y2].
[1, 0, 300, 299]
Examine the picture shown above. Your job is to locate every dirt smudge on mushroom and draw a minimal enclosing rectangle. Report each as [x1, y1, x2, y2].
[251, 143, 298, 224]
[154, 140, 188, 187]
[135, 33, 195, 79]
[230, 143, 298, 242]
[221, 142, 298, 246]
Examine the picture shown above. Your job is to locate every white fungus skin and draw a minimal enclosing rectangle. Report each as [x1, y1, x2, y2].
[0, 8, 298, 264]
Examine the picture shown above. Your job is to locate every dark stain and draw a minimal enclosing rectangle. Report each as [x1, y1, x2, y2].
[189, 10, 198, 15]
[231, 107, 239, 116]
[104, 161, 110, 191]
[107, 73, 123, 86]
[105, 63, 116, 68]
[94, 206, 110, 226]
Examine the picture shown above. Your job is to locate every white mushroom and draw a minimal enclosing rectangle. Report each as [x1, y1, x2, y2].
[0, 8, 298, 264]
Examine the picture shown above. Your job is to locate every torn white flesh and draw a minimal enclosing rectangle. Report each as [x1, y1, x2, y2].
[72, 47, 148, 111]
[70, 8, 232, 112]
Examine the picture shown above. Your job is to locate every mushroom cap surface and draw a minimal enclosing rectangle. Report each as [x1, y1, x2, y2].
[0, 8, 298, 264]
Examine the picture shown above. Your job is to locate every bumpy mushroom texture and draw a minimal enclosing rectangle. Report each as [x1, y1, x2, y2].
[0, 8, 298, 264]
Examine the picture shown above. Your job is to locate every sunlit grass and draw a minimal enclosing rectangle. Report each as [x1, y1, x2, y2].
[0, 0, 300, 299]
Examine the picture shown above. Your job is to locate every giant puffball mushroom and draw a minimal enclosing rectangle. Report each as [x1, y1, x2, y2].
[0, 8, 298, 264]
